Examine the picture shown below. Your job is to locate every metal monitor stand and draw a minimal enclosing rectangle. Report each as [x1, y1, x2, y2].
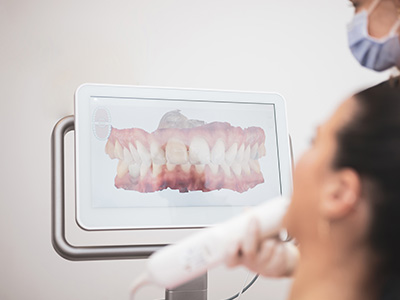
[51, 116, 208, 299]
[166, 274, 207, 300]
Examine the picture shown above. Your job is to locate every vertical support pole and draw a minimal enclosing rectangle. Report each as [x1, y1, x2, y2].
[165, 273, 207, 300]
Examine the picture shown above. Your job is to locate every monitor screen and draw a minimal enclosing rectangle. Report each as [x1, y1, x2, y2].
[75, 85, 292, 230]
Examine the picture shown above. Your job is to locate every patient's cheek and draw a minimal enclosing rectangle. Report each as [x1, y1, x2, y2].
[285, 150, 322, 238]
[293, 151, 317, 192]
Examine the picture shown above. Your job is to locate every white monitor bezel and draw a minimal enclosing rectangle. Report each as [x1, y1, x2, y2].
[75, 83, 292, 233]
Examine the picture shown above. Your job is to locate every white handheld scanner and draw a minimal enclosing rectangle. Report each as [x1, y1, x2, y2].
[144, 196, 290, 289]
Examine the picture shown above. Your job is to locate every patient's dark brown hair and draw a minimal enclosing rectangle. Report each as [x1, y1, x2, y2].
[333, 77, 400, 299]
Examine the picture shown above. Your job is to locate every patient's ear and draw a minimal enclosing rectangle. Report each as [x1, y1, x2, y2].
[320, 168, 361, 220]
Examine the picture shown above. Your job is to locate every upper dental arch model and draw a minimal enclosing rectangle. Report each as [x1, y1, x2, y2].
[105, 110, 266, 193]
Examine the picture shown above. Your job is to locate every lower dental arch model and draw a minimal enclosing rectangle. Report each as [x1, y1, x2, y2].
[105, 110, 266, 193]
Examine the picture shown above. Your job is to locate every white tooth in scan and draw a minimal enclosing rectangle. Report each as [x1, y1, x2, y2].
[181, 163, 191, 173]
[136, 141, 152, 166]
[129, 143, 141, 163]
[152, 163, 163, 177]
[249, 160, 261, 173]
[129, 163, 140, 178]
[242, 161, 251, 175]
[114, 140, 124, 160]
[117, 160, 129, 178]
[208, 163, 219, 175]
[140, 163, 150, 178]
[225, 143, 238, 166]
[105, 140, 115, 159]
[123, 147, 133, 164]
[221, 163, 232, 177]
[244, 145, 251, 162]
[189, 137, 210, 165]
[166, 139, 188, 165]
[195, 164, 205, 174]
[166, 162, 176, 171]
[236, 144, 245, 163]
[251, 143, 258, 159]
[231, 162, 242, 176]
[258, 143, 266, 157]
[211, 139, 225, 164]
[150, 141, 166, 165]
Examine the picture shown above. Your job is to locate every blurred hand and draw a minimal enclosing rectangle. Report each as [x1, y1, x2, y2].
[225, 218, 299, 278]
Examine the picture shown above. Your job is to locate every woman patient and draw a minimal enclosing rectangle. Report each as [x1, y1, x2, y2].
[226, 78, 400, 300]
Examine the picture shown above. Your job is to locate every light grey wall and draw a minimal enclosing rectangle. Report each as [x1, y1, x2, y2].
[0, 0, 389, 299]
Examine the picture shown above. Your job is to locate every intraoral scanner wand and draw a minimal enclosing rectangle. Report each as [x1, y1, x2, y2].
[130, 196, 291, 297]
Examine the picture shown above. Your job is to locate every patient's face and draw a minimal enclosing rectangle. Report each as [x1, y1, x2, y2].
[349, 0, 400, 38]
[283, 98, 357, 243]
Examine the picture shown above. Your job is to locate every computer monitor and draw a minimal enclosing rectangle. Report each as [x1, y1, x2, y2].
[75, 84, 292, 233]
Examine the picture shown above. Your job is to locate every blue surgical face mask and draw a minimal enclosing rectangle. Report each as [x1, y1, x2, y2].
[347, 0, 400, 71]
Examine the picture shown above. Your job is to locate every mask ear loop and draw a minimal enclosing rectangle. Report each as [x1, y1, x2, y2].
[366, 0, 381, 15]
[392, 4, 400, 36]
[367, 0, 400, 38]
[389, 20, 400, 36]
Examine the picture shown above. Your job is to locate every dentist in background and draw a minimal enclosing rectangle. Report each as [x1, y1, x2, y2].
[348, 0, 400, 71]
[225, 0, 400, 279]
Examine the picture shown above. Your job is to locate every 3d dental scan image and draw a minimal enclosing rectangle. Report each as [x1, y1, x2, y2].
[105, 110, 267, 193]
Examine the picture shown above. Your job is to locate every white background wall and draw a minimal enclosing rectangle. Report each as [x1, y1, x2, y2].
[0, 0, 390, 299]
